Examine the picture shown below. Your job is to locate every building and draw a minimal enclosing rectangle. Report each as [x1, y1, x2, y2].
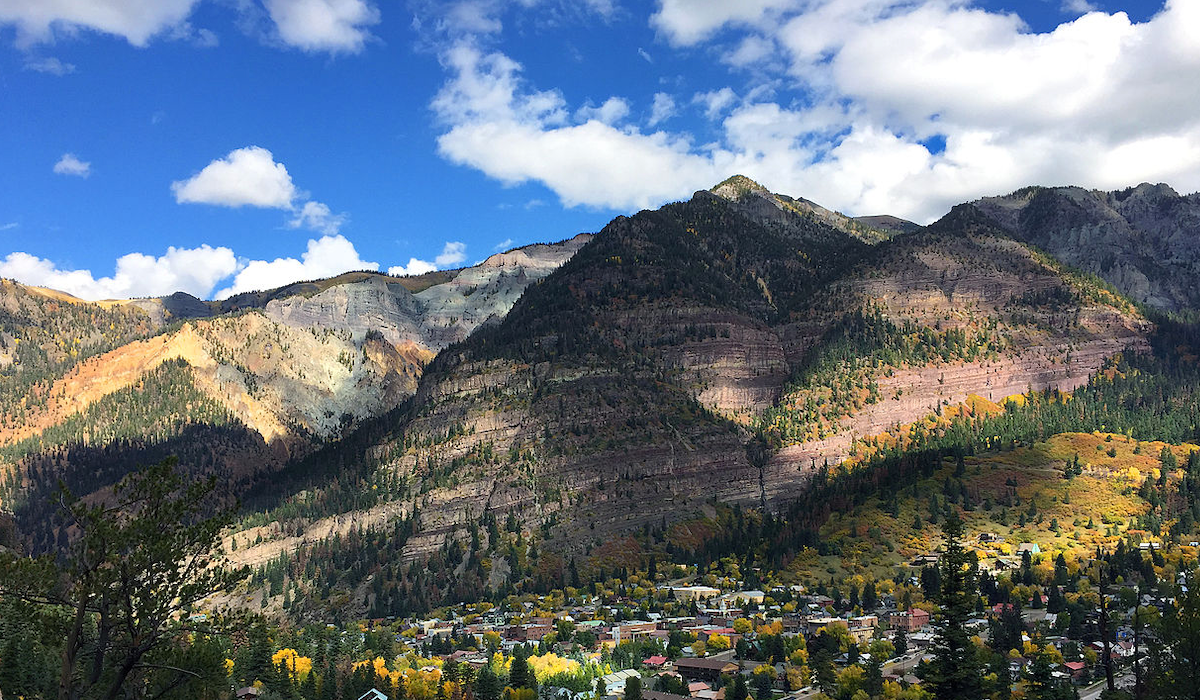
[889, 609, 930, 632]
[613, 621, 659, 643]
[673, 586, 722, 603]
[673, 658, 739, 683]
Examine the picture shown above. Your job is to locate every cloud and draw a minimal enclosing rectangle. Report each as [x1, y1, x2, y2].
[0, 222, 19, 231]
[435, 241, 467, 266]
[1062, 0, 1099, 14]
[387, 259, 437, 276]
[648, 92, 676, 127]
[428, 0, 1200, 223]
[263, 0, 380, 53]
[638, 47, 653, 63]
[172, 146, 297, 208]
[650, 0, 798, 46]
[576, 97, 630, 125]
[288, 200, 346, 235]
[386, 241, 468, 277]
[24, 57, 75, 75]
[216, 234, 377, 297]
[53, 153, 90, 177]
[442, 0, 503, 35]
[726, 34, 776, 67]
[493, 238, 514, 252]
[1, 234, 387, 301]
[0, 245, 237, 300]
[172, 146, 350, 233]
[693, 87, 737, 119]
[433, 43, 721, 210]
[0, 0, 200, 46]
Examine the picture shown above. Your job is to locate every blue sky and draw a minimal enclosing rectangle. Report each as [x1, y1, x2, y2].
[0, 0, 1193, 300]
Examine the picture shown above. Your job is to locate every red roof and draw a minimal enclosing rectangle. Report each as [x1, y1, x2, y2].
[646, 656, 668, 666]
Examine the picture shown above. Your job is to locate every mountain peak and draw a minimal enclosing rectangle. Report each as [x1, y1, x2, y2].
[710, 174, 770, 201]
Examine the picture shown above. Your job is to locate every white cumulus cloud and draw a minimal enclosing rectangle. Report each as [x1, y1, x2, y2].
[435, 241, 467, 266]
[0, 0, 200, 46]
[386, 241, 468, 277]
[173, 146, 351, 234]
[576, 97, 630, 125]
[427, 0, 1200, 223]
[288, 200, 346, 235]
[53, 153, 90, 177]
[387, 258, 438, 277]
[172, 146, 297, 208]
[433, 43, 722, 210]
[650, 0, 799, 46]
[24, 57, 76, 75]
[263, 0, 380, 53]
[216, 234, 377, 298]
[0, 245, 238, 300]
[648, 93, 676, 127]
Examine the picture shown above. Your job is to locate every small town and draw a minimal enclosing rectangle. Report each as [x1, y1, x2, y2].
[245, 534, 1164, 700]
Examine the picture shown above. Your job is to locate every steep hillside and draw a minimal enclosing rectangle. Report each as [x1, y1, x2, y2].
[760, 211, 1150, 488]
[0, 236, 592, 555]
[964, 183, 1200, 312]
[222, 180, 870, 577]
[221, 178, 1151, 610]
[793, 429, 1200, 581]
[264, 234, 592, 351]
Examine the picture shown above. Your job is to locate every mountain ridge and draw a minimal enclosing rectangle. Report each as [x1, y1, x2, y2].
[2, 177, 1194, 620]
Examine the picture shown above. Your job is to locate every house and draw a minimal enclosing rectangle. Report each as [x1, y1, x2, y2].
[645, 655, 669, 669]
[601, 669, 642, 692]
[1062, 661, 1087, 679]
[1017, 543, 1041, 556]
[673, 586, 722, 603]
[911, 554, 941, 567]
[889, 609, 930, 632]
[688, 682, 711, 696]
[236, 689, 260, 700]
[644, 692, 692, 700]
[978, 532, 1003, 543]
[613, 621, 659, 643]
[673, 658, 739, 682]
[358, 691, 389, 700]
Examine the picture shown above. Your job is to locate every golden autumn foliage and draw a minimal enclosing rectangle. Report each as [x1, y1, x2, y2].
[527, 653, 581, 680]
[272, 649, 313, 680]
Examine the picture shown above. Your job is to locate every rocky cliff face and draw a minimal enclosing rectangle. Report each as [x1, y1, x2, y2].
[295, 178, 1150, 569]
[263, 234, 592, 351]
[966, 183, 1200, 311]
[0, 236, 593, 540]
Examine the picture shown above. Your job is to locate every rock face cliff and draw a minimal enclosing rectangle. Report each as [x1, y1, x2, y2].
[0, 236, 593, 545]
[247, 178, 1149, 572]
[3, 177, 1188, 612]
[965, 183, 1200, 311]
[263, 234, 592, 351]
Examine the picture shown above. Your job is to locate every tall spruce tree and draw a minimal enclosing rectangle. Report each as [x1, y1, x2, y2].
[924, 510, 983, 700]
[1150, 574, 1200, 700]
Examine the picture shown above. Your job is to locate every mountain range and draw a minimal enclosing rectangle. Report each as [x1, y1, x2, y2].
[1, 176, 1196, 617]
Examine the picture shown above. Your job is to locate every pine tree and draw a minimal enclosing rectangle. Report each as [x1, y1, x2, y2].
[729, 674, 749, 700]
[624, 676, 643, 700]
[476, 666, 502, 700]
[923, 511, 983, 700]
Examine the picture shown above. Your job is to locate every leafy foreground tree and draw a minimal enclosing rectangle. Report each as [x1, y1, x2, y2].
[1149, 573, 1200, 700]
[923, 511, 983, 700]
[0, 457, 248, 700]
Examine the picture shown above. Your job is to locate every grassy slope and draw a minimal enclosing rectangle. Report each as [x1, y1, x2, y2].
[795, 426, 1198, 582]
